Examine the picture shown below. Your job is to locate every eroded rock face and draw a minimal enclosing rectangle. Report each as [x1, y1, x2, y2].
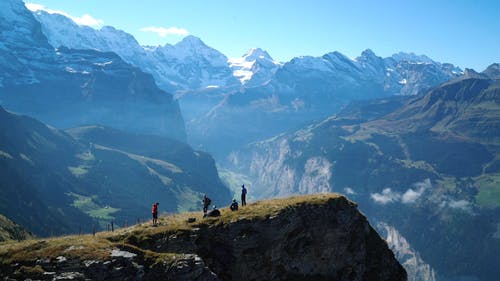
[146, 196, 406, 281]
[1, 251, 219, 281]
[0, 195, 406, 281]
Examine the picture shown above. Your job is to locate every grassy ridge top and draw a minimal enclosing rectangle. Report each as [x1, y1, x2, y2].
[0, 193, 347, 265]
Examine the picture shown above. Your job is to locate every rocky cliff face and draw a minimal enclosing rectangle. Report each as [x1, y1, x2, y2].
[0, 194, 406, 281]
[229, 77, 500, 281]
[377, 223, 436, 281]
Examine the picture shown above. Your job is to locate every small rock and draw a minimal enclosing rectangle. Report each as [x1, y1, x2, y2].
[53, 271, 85, 280]
[65, 246, 84, 252]
[83, 260, 99, 267]
[56, 256, 67, 263]
[110, 248, 137, 258]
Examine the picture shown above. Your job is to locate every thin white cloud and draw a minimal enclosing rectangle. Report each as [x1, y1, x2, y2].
[401, 188, 422, 203]
[372, 179, 431, 205]
[371, 188, 400, 205]
[344, 187, 356, 195]
[140, 26, 189, 37]
[25, 3, 103, 28]
[448, 200, 471, 211]
[401, 178, 431, 203]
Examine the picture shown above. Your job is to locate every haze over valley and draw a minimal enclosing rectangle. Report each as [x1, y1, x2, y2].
[0, 1, 499, 280]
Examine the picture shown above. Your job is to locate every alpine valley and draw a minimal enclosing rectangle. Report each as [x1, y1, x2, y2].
[0, 0, 498, 280]
[229, 73, 500, 281]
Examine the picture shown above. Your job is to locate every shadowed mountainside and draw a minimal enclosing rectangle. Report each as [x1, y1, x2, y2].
[0, 215, 32, 242]
[0, 106, 231, 237]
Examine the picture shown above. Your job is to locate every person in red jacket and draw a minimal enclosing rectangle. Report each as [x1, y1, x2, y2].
[152, 202, 159, 226]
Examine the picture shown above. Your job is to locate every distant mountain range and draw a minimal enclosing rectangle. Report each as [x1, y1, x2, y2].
[0, 0, 185, 141]
[229, 75, 500, 281]
[32, 7, 463, 96]
[0, 105, 230, 236]
[29, 5, 469, 159]
[1, 2, 499, 280]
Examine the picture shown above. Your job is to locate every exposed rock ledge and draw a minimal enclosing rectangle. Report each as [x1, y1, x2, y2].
[0, 194, 406, 281]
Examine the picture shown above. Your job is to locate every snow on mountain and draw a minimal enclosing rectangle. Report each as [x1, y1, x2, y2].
[31, 10, 238, 92]
[274, 48, 462, 97]
[29, 4, 463, 98]
[229, 48, 281, 86]
[147, 35, 239, 90]
[0, 0, 53, 86]
[390, 52, 435, 64]
[0, 0, 51, 50]
[0, 0, 186, 141]
[158, 35, 227, 66]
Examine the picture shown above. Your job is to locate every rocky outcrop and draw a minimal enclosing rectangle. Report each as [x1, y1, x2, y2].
[0, 194, 406, 281]
[377, 223, 436, 281]
[230, 77, 500, 281]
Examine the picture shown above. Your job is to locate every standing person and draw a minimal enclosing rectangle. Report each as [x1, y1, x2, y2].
[202, 194, 211, 214]
[241, 184, 247, 206]
[152, 202, 159, 226]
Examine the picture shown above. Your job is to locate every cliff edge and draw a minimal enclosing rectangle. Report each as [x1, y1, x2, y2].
[0, 194, 406, 281]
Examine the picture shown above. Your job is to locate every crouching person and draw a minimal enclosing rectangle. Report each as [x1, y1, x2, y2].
[230, 199, 238, 211]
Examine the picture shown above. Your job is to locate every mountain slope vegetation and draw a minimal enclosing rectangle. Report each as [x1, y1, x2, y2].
[0, 215, 32, 242]
[232, 76, 500, 280]
[0, 107, 231, 236]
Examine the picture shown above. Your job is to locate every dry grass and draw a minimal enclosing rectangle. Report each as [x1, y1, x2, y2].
[0, 193, 345, 264]
[110, 193, 345, 239]
[0, 234, 114, 264]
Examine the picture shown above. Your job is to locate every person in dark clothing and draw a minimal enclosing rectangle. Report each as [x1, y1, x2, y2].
[204, 205, 221, 218]
[230, 199, 238, 211]
[152, 202, 159, 226]
[202, 194, 212, 214]
[241, 184, 247, 206]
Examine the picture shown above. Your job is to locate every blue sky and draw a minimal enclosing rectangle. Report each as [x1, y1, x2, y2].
[25, 0, 499, 71]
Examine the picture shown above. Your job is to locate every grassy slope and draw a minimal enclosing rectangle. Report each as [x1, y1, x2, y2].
[0, 107, 231, 236]
[0, 215, 32, 242]
[0, 194, 344, 267]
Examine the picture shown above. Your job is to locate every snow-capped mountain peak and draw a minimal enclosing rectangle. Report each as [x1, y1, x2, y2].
[243, 48, 273, 61]
[177, 35, 205, 47]
[157, 35, 228, 67]
[391, 52, 434, 64]
[360, 48, 377, 58]
[1, 0, 51, 49]
[30, 10, 238, 91]
[27, 5, 463, 94]
[229, 47, 281, 85]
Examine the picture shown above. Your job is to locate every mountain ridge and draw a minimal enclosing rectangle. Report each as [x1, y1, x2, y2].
[30, 6, 464, 95]
[229, 76, 500, 280]
[0, 194, 407, 281]
[0, 0, 186, 141]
